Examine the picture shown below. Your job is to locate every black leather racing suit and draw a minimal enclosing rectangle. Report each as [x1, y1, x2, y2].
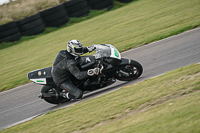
[51, 48, 89, 99]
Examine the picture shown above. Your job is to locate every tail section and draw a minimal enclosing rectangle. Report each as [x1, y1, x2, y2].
[27, 67, 55, 85]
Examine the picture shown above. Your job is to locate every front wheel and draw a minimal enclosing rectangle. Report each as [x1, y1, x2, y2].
[41, 85, 70, 104]
[115, 60, 143, 81]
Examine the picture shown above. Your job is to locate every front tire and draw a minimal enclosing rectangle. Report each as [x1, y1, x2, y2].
[41, 85, 70, 104]
[115, 60, 143, 81]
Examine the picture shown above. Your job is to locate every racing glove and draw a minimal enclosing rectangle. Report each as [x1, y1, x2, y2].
[87, 68, 100, 76]
[87, 45, 96, 52]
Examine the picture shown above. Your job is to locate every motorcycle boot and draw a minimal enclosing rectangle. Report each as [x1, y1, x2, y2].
[60, 80, 83, 99]
[61, 92, 76, 99]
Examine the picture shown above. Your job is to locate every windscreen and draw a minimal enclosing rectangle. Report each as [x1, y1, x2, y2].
[93, 44, 111, 59]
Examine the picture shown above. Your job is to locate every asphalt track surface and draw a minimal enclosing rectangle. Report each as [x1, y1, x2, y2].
[0, 28, 200, 130]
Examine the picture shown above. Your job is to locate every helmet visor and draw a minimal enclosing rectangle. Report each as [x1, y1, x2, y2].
[74, 47, 83, 54]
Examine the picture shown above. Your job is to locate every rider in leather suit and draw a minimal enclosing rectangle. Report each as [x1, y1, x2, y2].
[51, 40, 98, 99]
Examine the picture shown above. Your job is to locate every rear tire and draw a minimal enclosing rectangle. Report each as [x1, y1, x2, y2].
[41, 85, 70, 104]
[115, 60, 143, 81]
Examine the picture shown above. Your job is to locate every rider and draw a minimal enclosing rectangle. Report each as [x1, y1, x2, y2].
[51, 40, 99, 100]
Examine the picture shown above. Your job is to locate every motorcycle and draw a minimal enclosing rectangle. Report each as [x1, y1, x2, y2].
[27, 44, 143, 104]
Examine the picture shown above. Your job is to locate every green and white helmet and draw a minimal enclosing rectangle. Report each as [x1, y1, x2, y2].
[67, 40, 83, 56]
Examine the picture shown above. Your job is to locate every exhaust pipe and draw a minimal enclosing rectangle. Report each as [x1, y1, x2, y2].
[38, 93, 61, 99]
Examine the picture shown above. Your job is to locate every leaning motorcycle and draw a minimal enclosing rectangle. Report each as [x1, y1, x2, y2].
[27, 44, 143, 104]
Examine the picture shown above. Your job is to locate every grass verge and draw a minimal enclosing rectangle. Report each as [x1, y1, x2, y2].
[1, 63, 200, 133]
[0, 0, 200, 92]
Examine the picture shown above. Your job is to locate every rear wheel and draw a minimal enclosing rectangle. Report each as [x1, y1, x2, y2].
[41, 85, 70, 104]
[115, 60, 143, 81]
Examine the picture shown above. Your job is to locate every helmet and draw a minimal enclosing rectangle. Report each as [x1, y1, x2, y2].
[67, 40, 83, 56]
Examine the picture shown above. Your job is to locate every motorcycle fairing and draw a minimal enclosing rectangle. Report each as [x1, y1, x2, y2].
[27, 67, 52, 85]
[118, 58, 132, 66]
[106, 44, 121, 60]
[93, 44, 121, 60]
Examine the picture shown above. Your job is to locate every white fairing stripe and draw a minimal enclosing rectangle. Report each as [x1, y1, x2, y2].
[30, 78, 47, 84]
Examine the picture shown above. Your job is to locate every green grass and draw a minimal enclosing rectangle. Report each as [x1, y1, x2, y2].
[0, 0, 200, 92]
[1, 63, 200, 133]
